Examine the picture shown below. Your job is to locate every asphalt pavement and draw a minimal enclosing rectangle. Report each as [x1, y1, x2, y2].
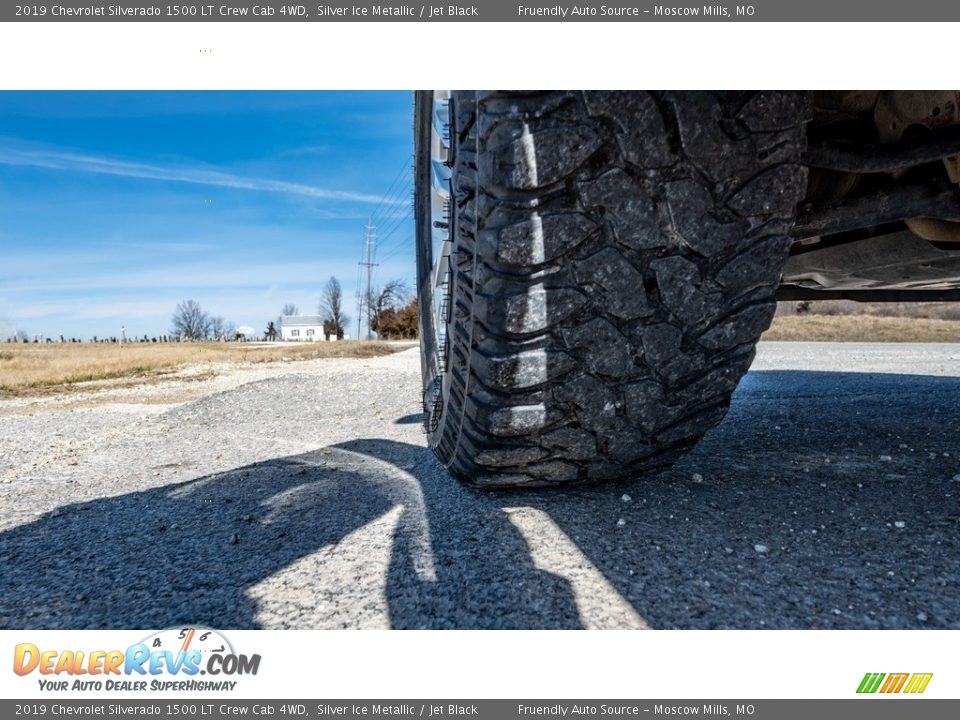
[1, 342, 958, 629]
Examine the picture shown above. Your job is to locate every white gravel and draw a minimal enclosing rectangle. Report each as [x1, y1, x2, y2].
[2, 342, 960, 630]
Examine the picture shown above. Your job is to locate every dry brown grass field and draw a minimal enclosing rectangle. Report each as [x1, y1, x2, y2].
[0, 341, 409, 398]
[5, 315, 958, 398]
[764, 314, 960, 343]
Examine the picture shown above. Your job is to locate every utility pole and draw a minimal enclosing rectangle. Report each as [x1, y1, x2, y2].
[358, 219, 378, 340]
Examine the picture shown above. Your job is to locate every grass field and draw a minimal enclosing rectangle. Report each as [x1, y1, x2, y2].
[764, 314, 960, 343]
[0, 341, 408, 398]
[4, 315, 958, 398]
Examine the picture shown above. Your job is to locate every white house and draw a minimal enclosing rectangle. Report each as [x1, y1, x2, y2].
[280, 315, 328, 342]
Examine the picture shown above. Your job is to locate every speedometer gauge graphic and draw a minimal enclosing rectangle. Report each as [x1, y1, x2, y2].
[140, 627, 234, 658]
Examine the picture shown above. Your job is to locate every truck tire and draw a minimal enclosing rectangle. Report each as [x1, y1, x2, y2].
[416, 91, 809, 487]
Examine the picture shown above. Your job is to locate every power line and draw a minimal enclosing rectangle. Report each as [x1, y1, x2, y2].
[376, 228, 414, 264]
[354, 257, 364, 338]
[350, 157, 413, 338]
[376, 173, 413, 205]
[369, 157, 410, 219]
[374, 206, 413, 258]
[369, 156, 413, 226]
[358, 220, 378, 340]
[377, 235, 414, 264]
[370, 181, 413, 230]
[376, 228, 414, 262]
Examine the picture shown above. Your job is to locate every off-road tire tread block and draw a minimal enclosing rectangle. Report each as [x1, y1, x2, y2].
[430, 91, 808, 486]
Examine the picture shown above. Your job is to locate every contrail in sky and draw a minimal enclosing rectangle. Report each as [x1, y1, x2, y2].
[0, 143, 398, 205]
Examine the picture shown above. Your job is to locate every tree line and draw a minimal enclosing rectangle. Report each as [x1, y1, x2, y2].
[171, 274, 417, 343]
[273, 275, 418, 341]
[169, 299, 238, 341]
[3, 275, 419, 344]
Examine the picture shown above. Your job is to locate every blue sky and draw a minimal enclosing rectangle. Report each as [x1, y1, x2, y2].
[0, 91, 414, 339]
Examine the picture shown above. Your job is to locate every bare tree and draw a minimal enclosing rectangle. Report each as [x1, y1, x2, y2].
[209, 316, 225, 340]
[319, 276, 349, 339]
[368, 279, 410, 336]
[0, 317, 30, 343]
[265, 321, 277, 342]
[208, 316, 236, 341]
[276, 303, 299, 338]
[171, 299, 211, 341]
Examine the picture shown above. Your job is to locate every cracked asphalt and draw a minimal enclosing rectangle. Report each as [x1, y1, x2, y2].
[1, 342, 958, 629]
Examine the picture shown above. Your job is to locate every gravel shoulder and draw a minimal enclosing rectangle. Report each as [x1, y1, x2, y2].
[1, 343, 958, 629]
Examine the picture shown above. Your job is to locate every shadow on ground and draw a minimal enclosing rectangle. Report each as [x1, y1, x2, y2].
[1, 371, 958, 629]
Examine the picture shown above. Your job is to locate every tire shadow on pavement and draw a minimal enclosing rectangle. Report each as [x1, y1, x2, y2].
[0, 440, 582, 629]
[375, 369, 960, 630]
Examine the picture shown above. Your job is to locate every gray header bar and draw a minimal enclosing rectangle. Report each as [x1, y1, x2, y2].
[2, 701, 959, 720]
[4, 1, 960, 22]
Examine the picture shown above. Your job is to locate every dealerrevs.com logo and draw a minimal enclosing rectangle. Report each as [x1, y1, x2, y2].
[13, 627, 260, 692]
[857, 672, 933, 694]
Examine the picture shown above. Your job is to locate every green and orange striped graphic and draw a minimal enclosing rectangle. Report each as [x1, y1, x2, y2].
[857, 672, 933, 694]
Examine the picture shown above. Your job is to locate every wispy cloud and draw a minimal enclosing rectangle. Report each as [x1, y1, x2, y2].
[278, 144, 331, 157]
[0, 141, 396, 205]
[124, 241, 217, 253]
[1, 257, 377, 294]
